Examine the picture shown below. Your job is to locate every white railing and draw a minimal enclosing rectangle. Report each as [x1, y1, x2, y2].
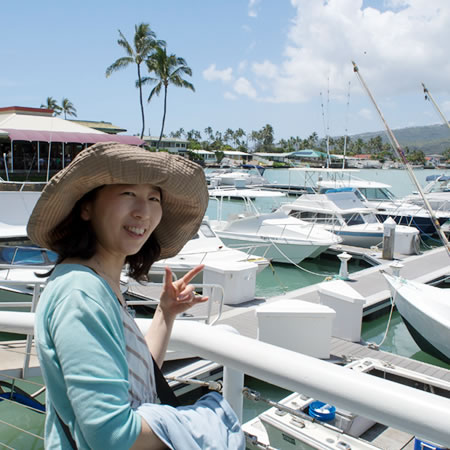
[1, 313, 449, 447]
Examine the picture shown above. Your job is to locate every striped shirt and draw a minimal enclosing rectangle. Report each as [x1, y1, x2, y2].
[121, 306, 158, 408]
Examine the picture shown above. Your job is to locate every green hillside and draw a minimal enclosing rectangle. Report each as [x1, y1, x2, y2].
[350, 123, 450, 155]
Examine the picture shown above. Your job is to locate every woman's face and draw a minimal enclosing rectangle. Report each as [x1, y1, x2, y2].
[81, 184, 162, 262]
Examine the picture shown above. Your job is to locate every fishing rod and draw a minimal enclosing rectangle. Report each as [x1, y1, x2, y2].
[352, 61, 450, 257]
[422, 83, 450, 129]
[343, 81, 351, 169]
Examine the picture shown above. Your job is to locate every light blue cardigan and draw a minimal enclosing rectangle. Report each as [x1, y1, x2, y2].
[35, 264, 141, 449]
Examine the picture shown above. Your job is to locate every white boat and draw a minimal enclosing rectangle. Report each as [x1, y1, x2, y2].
[383, 272, 450, 364]
[317, 179, 450, 235]
[153, 219, 270, 276]
[0, 191, 41, 241]
[402, 174, 450, 212]
[210, 209, 342, 264]
[279, 189, 420, 254]
[208, 186, 287, 200]
[243, 357, 450, 450]
[0, 245, 55, 311]
[207, 166, 267, 188]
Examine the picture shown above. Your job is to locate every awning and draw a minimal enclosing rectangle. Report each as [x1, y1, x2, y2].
[1, 128, 144, 146]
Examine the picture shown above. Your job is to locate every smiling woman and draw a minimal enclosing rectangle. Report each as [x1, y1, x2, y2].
[26, 142, 245, 449]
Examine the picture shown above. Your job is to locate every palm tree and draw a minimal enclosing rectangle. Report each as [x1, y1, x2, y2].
[106, 23, 164, 139]
[40, 97, 61, 116]
[61, 98, 77, 119]
[143, 46, 195, 148]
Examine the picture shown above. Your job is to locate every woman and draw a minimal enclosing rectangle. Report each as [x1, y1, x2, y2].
[27, 142, 244, 449]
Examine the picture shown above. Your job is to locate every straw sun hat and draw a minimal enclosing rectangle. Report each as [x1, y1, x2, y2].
[27, 142, 209, 260]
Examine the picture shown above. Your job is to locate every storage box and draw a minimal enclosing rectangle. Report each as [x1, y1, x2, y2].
[256, 299, 335, 358]
[318, 279, 365, 342]
[203, 261, 257, 305]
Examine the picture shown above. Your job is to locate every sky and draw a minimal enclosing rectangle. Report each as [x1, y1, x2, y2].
[2, 0, 450, 143]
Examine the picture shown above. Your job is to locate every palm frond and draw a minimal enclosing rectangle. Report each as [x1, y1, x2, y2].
[148, 83, 163, 102]
[106, 57, 134, 76]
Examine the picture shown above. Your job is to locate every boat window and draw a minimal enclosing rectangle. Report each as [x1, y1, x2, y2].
[289, 211, 340, 226]
[361, 212, 378, 224]
[0, 246, 45, 265]
[359, 187, 395, 201]
[342, 213, 365, 226]
[199, 223, 216, 238]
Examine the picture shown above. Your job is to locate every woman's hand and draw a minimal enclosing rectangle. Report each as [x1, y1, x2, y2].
[158, 265, 208, 319]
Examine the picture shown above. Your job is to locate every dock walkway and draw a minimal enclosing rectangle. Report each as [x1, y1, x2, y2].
[125, 244, 450, 382]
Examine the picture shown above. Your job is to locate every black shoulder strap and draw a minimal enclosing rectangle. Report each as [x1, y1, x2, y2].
[151, 356, 180, 407]
[54, 408, 77, 449]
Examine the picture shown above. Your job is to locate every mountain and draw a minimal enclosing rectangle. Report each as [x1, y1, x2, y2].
[349, 123, 450, 155]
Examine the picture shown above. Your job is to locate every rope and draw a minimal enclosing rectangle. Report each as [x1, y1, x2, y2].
[268, 261, 288, 294]
[269, 240, 336, 278]
[0, 418, 44, 441]
[367, 291, 397, 350]
[0, 374, 44, 389]
[0, 440, 16, 450]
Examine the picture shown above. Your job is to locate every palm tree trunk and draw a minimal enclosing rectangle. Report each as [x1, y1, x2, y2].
[158, 85, 168, 150]
[137, 63, 145, 139]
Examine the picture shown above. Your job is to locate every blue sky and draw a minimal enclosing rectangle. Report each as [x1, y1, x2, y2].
[1, 0, 449, 142]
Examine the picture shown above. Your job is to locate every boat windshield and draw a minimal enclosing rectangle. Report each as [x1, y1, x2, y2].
[342, 213, 365, 226]
[361, 212, 379, 224]
[358, 187, 396, 201]
[199, 222, 217, 238]
[288, 210, 341, 226]
[0, 246, 58, 265]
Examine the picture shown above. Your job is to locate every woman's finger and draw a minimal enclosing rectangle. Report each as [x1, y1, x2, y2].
[180, 264, 204, 285]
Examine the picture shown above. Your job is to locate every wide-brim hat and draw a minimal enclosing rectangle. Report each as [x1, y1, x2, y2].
[27, 142, 209, 260]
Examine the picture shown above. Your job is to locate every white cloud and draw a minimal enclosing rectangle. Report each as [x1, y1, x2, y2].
[224, 91, 237, 100]
[248, 0, 261, 18]
[238, 60, 248, 73]
[359, 108, 373, 120]
[202, 64, 233, 82]
[230, 0, 450, 105]
[252, 60, 279, 79]
[233, 77, 258, 98]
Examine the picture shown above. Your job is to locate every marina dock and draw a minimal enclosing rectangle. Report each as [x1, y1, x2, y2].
[121, 244, 450, 382]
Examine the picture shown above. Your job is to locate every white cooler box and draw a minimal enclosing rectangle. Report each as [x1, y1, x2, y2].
[256, 299, 336, 359]
[203, 261, 257, 305]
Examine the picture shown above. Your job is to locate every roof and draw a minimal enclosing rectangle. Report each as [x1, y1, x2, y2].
[191, 149, 215, 155]
[142, 136, 188, 143]
[0, 106, 53, 116]
[253, 152, 291, 158]
[290, 149, 328, 158]
[0, 112, 143, 145]
[222, 150, 250, 156]
[70, 120, 127, 134]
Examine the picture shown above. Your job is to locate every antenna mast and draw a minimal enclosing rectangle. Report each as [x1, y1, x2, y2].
[352, 61, 450, 257]
[422, 83, 450, 129]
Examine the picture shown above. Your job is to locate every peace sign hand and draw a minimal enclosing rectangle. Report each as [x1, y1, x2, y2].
[159, 264, 209, 318]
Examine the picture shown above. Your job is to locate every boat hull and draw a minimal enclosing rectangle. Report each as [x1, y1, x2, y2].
[384, 274, 450, 363]
[216, 234, 321, 264]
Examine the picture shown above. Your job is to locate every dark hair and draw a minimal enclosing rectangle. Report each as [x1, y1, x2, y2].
[40, 186, 161, 281]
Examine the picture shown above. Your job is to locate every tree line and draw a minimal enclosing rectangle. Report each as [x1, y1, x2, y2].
[166, 125, 429, 164]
